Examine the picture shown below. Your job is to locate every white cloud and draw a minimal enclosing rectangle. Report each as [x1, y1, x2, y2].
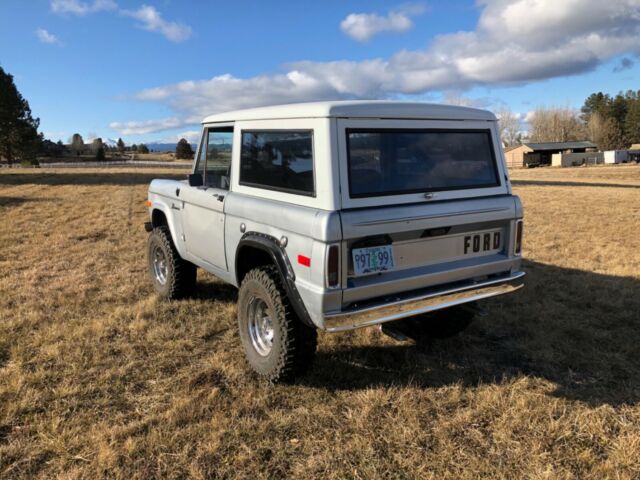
[113, 0, 640, 134]
[158, 130, 201, 144]
[121, 5, 191, 42]
[36, 28, 61, 45]
[109, 117, 192, 135]
[50, 1, 190, 43]
[341, 4, 426, 42]
[50, 0, 117, 15]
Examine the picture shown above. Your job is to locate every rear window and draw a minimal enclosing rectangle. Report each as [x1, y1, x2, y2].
[347, 129, 500, 197]
[240, 131, 314, 196]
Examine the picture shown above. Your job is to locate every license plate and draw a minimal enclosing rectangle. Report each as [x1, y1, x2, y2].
[352, 245, 395, 276]
[463, 230, 502, 255]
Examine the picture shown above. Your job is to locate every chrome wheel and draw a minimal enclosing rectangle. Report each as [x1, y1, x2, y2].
[247, 297, 274, 356]
[152, 245, 168, 285]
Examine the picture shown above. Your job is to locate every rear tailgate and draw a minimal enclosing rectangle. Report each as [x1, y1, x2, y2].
[335, 117, 516, 306]
[339, 196, 518, 304]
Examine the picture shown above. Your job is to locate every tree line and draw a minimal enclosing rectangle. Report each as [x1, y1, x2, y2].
[1, 66, 192, 166]
[499, 90, 640, 151]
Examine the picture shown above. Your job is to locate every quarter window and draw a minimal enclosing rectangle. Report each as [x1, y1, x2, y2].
[239, 131, 314, 196]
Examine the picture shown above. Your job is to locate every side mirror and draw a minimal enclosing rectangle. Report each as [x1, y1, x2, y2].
[188, 173, 203, 187]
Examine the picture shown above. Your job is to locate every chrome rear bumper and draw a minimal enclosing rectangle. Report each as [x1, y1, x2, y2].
[323, 271, 525, 332]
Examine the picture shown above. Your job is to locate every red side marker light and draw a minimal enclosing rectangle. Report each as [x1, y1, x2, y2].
[298, 255, 311, 267]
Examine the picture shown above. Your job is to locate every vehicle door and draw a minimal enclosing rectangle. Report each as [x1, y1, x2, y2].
[181, 126, 233, 270]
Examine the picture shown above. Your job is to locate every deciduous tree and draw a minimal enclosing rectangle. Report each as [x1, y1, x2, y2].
[497, 108, 521, 147]
[599, 118, 627, 151]
[528, 107, 585, 143]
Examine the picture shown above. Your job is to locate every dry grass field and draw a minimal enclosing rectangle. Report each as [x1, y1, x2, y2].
[1, 165, 639, 479]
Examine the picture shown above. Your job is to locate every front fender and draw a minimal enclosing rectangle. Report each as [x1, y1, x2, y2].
[147, 198, 187, 259]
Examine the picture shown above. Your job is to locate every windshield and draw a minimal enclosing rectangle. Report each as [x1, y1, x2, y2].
[347, 129, 500, 198]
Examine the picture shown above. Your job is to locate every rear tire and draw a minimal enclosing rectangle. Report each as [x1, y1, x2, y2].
[147, 226, 196, 299]
[238, 266, 317, 383]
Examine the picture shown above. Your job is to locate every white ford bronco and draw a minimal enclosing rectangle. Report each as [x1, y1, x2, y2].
[145, 101, 524, 382]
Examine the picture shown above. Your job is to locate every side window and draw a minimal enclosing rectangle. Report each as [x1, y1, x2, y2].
[239, 131, 314, 196]
[196, 127, 233, 190]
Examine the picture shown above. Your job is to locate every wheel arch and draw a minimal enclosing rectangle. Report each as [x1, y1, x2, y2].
[148, 203, 187, 258]
[236, 233, 315, 328]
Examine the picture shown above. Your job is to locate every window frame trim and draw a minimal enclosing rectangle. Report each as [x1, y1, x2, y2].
[345, 127, 501, 199]
[195, 125, 234, 190]
[238, 129, 317, 198]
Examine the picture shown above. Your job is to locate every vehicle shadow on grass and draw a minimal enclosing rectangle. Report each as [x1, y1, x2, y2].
[194, 280, 238, 303]
[0, 171, 185, 187]
[0, 196, 53, 207]
[303, 260, 640, 407]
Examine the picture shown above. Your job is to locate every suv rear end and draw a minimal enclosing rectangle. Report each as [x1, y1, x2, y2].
[319, 114, 524, 331]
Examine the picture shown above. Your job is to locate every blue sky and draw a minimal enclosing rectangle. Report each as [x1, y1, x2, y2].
[1, 0, 639, 145]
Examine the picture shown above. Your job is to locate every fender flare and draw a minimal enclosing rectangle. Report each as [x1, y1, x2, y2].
[148, 202, 187, 259]
[236, 232, 315, 328]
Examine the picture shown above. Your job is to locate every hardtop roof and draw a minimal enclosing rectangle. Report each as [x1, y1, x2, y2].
[202, 100, 497, 124]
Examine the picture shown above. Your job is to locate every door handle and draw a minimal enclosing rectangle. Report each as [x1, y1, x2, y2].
[213, 193, 225, 202]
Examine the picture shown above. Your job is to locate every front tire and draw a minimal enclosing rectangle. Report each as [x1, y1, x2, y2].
[147, 226, 196, 299]
[238, 266, 317, 383]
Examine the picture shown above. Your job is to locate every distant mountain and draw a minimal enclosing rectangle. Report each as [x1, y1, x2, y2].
[146, 142, 197, 152]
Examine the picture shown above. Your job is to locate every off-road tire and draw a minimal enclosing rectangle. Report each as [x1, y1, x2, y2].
[238, 265, 317, 383]
[147, 226, 196, 299]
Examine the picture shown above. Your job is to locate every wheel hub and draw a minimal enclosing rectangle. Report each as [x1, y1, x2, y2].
[152, 245, 168, 285]
[247, 297, 274, 356]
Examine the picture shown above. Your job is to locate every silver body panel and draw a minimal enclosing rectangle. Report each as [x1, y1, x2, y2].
[147, 103, 524, 331]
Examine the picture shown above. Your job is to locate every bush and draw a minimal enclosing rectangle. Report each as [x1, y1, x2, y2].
[20, 158, 40, 167]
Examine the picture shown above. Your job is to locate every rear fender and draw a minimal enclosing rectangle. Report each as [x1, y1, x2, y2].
[236, 232, 315, 328]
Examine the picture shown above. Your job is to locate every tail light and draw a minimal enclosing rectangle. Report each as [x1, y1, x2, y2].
[326, 244, 340, 288]
[514, 220, 523, 255]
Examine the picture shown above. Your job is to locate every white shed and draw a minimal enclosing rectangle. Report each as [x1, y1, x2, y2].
[604, 150, 628, 164]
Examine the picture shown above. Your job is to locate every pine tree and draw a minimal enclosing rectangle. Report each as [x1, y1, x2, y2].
[624, 97, 640, 145]
[95, 146, 105, 161]
[70, 133, 84, 156]
[0, 66, 41, 165]
[91, 137, 103, 153]
[117, 138, 125, 153]
[175, 138, 194, 159]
